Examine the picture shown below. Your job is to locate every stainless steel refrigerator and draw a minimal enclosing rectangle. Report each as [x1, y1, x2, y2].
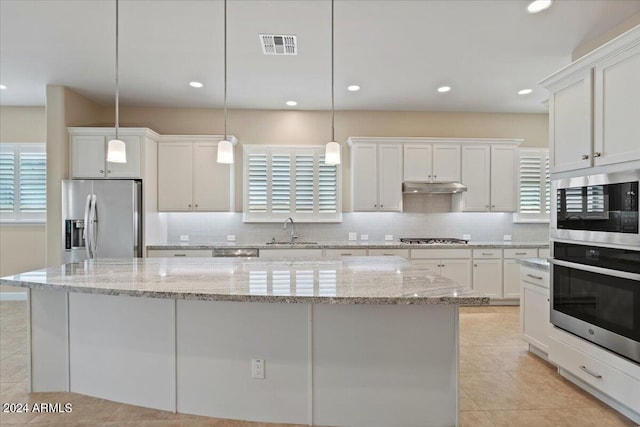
[62, 180, 142, 263]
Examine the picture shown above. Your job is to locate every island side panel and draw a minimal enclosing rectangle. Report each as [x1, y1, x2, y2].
[312, 304, 459, 427]
[68, 293, 176, 412]
[29, 288, 69, 392]
[176, 300, 309, 425]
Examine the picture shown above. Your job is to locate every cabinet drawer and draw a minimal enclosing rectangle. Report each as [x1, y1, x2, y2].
[504, 248, 537, 259]
[520, 266, 549, 288]
[472, 249, 502, 259]
[410, 249, 471, 259]
[538, 248, 550, 259]
[259, 249, 323, 259]
[549, 335, 640, 411]
[147, 249, 213, 258]
[368, 249, 409, 258]
[325, 249, 368, 257]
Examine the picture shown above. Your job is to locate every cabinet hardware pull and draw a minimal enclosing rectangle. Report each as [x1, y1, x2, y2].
[174, 254, 187, 257]
[195, 204, 198, 207]
[340, 254, 352, 256]
[374, 204, 377, 207]
[547, 298, 550, 302]
[593, 152, 602, 157]
[516, 252, 527, 255]
[581, 154, 589, 160]
[99, 169, 104, 173]
[188, 204, 192, 208]
[381, 204, 384, 207]
[526, 274, 542, 280]
[474, 264, 478, 267]
[107, 170, 112, 173]
[579, 365, 602, 379]
[481, 252, 492, 255]
[491, 205, 495, 208]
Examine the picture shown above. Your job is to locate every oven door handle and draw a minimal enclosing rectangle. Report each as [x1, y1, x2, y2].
[551, 259, 640, 281]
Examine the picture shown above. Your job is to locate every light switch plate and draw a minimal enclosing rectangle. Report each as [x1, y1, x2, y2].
[360, 234, 369, 241]
[385, 234, 393, 241]
[227, 235, 236, 242]
[348, 232, 357, 241]
[503, 234, 512, 241]
[462, 234, 471, 241]
[180, 235, 189, 242]
[251, 358, 265, 379]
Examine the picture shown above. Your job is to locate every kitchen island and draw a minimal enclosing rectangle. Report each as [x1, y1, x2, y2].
[1, 256, 488, 427]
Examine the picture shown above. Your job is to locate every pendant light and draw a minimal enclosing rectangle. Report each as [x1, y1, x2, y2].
[217, 0, 234, 164]
[107, 0, 126, 164]
[324, 0, 340, 166]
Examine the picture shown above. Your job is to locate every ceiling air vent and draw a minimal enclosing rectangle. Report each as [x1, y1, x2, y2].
[259, 34, 297, 55]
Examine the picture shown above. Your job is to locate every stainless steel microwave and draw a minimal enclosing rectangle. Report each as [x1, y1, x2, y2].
[551, 170, 639, 247]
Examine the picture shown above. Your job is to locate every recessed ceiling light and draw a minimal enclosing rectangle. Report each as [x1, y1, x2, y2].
[189, 81, 203, 88]
[437, 86, 451, 93]
[286, 100, 297, 106]
[527, 0, 552, 13]
[347, 85, 360, 92]
[518, 88, 533, 95]
[0, 85, 6, 90]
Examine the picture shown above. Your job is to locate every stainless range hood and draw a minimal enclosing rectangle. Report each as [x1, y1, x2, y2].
[402, 181, 468, 194]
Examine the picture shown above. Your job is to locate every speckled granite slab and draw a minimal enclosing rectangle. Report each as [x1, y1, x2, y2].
[147, 241, 549, 250]
[0, 257, 489, 305]
[516, 258, 550, 271]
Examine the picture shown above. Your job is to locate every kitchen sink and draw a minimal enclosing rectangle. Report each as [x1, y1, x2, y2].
[266, 241, 318, 245]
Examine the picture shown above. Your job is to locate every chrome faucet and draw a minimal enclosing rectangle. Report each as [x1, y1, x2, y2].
[283, 217, 298, 243]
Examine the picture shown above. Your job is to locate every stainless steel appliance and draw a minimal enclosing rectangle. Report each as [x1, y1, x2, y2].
[551, 170, 639, 246]
[62, 180, 142, 263]
[550, 241, 640, 363]
[399, 238, 468, 244]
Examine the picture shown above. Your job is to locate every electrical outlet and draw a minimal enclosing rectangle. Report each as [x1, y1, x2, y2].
[462, 234, 471, 241]
[227, 235, 236, 242]
[385, 234, 393, 241]
[504, 234, 512, 241]
[180, 235, 189, 242]
[348, 232, 357, 241]
[360, 234, 369, 241]
[251, 358, 265, 379]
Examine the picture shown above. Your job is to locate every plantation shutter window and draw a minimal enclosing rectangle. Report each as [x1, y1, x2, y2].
[515, 149, 549, 222]
[243, 145, 341, 222]
[0, 143, 46, 223]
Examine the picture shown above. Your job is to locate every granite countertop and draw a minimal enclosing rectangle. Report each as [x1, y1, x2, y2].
[516, 258, 550, 271]
[0, 257, 489, 306]
[147, 241, 550, 250]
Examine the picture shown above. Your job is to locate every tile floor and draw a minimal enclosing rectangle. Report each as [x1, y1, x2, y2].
[0, 301, 636, 426]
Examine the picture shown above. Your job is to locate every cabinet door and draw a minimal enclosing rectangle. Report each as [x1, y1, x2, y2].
[378, 144, 403, 211]
[502, 259, 521, 299]
[411, 260, 442, 275]
[158, 143, 193, 211]
[521, 282, 550, 353]
[71, 136, 106, 178]
[550, 70, 592, 172]
[403, 144, 432, 181]
[352, 144, 378, 211]
[432, 144, 460, 182]
[259, 249, 323, 259]
[106, 135, 141, 178]
[472, 259, 502, 298]
[461, 145, 490, 211]
[441, 259, 471, 288]
[193, 142, 231, 211]
[594, 44, 640, 166]
[490, 145, 517, 212]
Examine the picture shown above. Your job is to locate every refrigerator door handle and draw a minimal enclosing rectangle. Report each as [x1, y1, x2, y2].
[84, 194, 92, 259]
[91, 194, 98, 256]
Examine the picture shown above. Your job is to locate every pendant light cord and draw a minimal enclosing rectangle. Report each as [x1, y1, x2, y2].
[115, 0, 119, 140]
[331, 0, 335, 142]
[223, 0, 228, 141]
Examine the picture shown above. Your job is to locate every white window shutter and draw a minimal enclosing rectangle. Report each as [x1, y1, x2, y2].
[0, 143, 46, 222]
[295, 154, 314, 213]
[318, 156, 337, 213]
[19, 146, 47, 213]
[0, 145, 16, 215]
[248, 153, 268, 213]
[519, 152, 542, 213]
[271, 155, 291, 213]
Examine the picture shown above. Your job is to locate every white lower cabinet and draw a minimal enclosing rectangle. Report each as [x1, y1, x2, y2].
[472, 259, 503, 299]
[411, 256, 471, 288]
[520, 266, 551, 356]
[259, 249, 323, 259]
[147, 249, 213, 257]
[502, 248, 538, 299]
[325, 249, 367, 257]
[368, 248, 410, 258]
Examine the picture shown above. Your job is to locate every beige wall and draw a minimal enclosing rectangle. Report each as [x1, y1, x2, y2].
[572, 15, 640, 60]
[0, 106, 46, 293]
[111, 107, 548, 210]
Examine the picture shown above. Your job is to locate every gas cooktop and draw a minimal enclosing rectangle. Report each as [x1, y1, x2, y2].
[399, 238, 469, 245]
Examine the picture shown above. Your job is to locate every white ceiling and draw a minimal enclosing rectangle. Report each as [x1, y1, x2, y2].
[1, 0, 639, 112]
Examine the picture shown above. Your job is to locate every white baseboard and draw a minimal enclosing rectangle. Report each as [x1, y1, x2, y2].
[0, 292, 28, 301]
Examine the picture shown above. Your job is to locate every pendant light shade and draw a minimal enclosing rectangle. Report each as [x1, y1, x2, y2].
[107, 0, 126, 164]
[217, 139, 234, 164]
[107, 139, 127, 163]
[325, 0, 341, 165]
[217, 0, 234, 164]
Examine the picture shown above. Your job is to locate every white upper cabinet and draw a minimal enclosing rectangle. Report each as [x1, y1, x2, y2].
[69, 128, 154, 179]
[403, 144, 432, 181]
[432, 144, 460, 182]
[402, 143, 460, 183]
[594, 44, 640, 166]
[351, 143, 378, 211]
[157, 137, 236, 212]
[541, 27, 640, 172]
[461, 143, 518, 212]
[378, 145, 403, 211]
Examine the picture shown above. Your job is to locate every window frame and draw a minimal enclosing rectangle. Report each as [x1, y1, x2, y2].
[513, 148, 550, 224]
[0, 142, 47, 224]
[242, 145, 342, 223]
